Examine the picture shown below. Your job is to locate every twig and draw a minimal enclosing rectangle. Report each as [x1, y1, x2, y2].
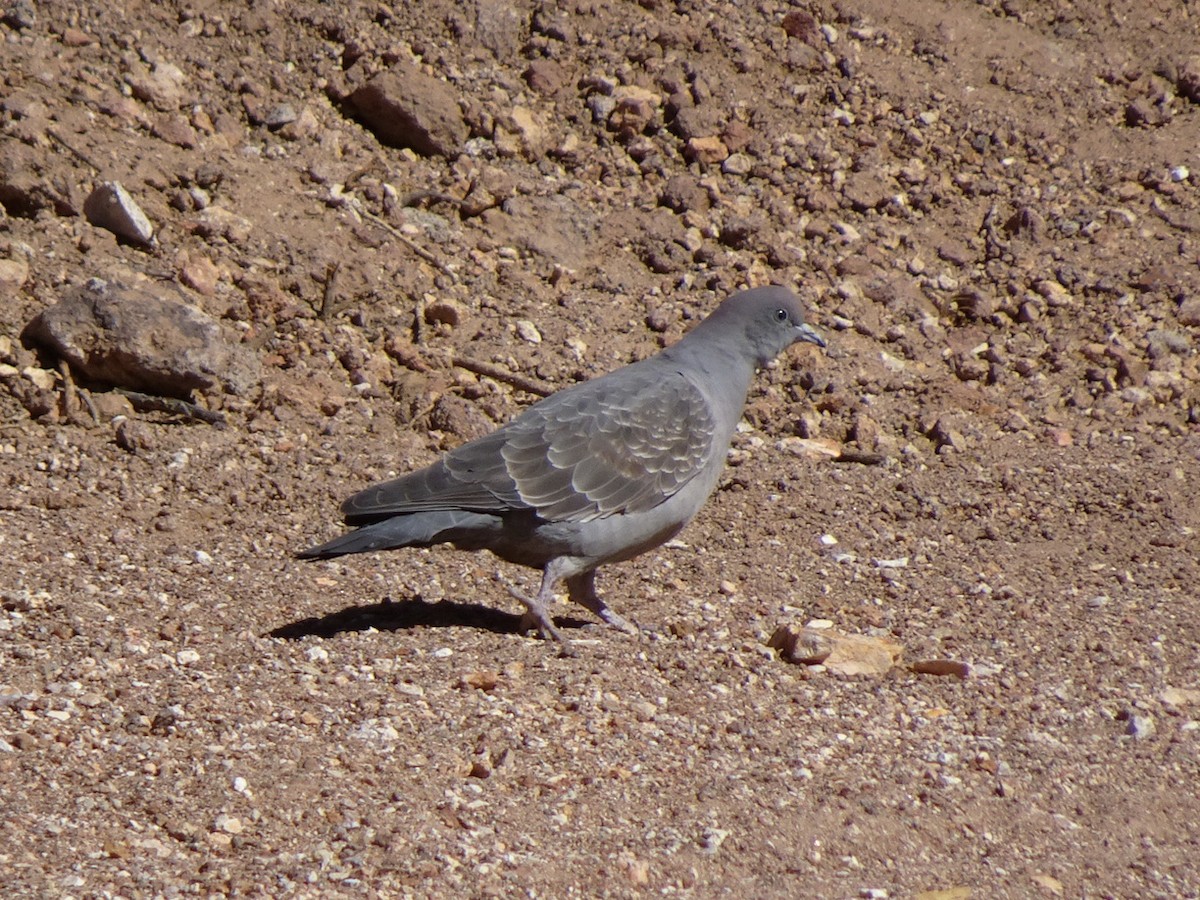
[113, 388, 227, 426]
[319, 261, 341, 320]
[56, 360, 100, 424]
[358, 207, 457, 279]
[413, 293, 426, 345]
[400, 189, 465, 209]
[47, 128, 102, 172]
[449, 353, 555, 397]
[77, 389, 100, 424]
[833, 450, 887, 466]
[391, 343, 555, 397]
[56, 359, 78, 419]
[1150, 197, 1199, 233]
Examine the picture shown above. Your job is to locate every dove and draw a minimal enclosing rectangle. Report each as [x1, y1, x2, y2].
[299, 285, 825, 644]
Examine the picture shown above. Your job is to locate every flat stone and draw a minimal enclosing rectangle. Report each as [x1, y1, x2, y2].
[22, 278, 260, 397]
[84, 182, 155, 245]
[349, 63, 468, 158]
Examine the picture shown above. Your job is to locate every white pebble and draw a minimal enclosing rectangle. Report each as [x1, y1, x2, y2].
[1169, 165, 1189, 182]
[515, 320, 542, 344]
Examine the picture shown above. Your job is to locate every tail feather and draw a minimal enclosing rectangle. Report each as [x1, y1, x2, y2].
[297, 510, 500, 559]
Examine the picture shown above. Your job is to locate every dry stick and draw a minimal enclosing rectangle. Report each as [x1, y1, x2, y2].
[47, 128, 102, 172]
[400, 190, 464, 209]
[346, 189, 551, 396]
[77, 389, 100, 424]
[1150, 197, 1198, 233]
[359, 207, 457, 279]
[57, 360, 100, 423]
[448, 353, 554, 397]
[113, 388, 227, 426]
[394, 344, 555, 398]
[833, 449, 887, 466]
[412, 293, 426, 345]
[56, 359, 78, 419]
[319, 260, 341, 320]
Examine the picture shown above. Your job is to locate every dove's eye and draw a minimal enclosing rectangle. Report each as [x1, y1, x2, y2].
[774, 308, 789, 322]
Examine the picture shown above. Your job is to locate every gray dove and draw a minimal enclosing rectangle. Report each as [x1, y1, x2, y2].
[299, 285, 825, 644]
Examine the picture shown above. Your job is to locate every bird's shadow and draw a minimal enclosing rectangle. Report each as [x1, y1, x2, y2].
[268, 595, 591, 641]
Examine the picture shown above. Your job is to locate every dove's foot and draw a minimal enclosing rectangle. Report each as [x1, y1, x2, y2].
[595, 607, 639, 634]
[566, 571, 640, 635]
[498, 574, 572, 650]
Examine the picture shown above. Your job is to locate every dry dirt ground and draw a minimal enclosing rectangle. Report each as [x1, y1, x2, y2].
[2, 0, 1200, 897]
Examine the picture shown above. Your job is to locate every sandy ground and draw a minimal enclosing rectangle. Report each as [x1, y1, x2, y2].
[1, 0, 1199, 896]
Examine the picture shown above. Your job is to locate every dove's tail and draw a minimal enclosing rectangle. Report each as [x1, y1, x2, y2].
[297, 510, 501, 559]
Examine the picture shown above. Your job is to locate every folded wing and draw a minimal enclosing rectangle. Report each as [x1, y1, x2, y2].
[340, 367, 716, 525]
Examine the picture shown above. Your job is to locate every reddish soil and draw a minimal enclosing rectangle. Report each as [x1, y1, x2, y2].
[1, 1, 1199, 896]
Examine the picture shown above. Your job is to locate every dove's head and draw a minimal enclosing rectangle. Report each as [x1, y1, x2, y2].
[712, 285, 825, 367]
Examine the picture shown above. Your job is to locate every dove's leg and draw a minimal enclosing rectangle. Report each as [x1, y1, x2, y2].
[567, 571, 638, 634]
[500, 568, 569, 645]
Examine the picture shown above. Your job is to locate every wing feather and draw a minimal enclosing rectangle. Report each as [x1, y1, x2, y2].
[502, 367, 716, 522]
[340, 365, 717, 525]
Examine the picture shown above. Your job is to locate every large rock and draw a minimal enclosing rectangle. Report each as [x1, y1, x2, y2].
[348, 63, 468, 158]
[22, 278, 260, 397]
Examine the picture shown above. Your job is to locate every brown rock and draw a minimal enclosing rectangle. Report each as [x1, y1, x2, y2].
[128, 61, 188, 112]
[62, 27, 95, 47]
[523, 59, 567, 95]
[152, 114, 199, 148]
[177, 252, 221, 296]
[769, 623, 834, 664]
[191, 206, 254, 245]
[115, 419, 155, 453]
[1177, 295, 1200, 327]
[911, 659, 971, 678]
[929, 415, 968, 452]
[494, 106, 550, 159]
[424, 298, 464, 329]
[781, 10, 822, 46]
[672, 105, 724, 141]
[0, 253, 30, 296]
[428, 394, 494, 443]
[842, 170, 895, 212]
[349, 64, 468, 158]
[22, 278, 260, 397]
[685, 135, 728, 165]
[1176, 55, 1200, 103]
[659, 175, 710, 213]
[769, 623, 903, 676]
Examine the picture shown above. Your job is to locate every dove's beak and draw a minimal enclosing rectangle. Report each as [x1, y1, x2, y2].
[796, 322, 826, 348]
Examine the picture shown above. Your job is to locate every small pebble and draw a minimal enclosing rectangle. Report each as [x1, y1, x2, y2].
[1125, 714, 1155, 740]
[515, 320, 542, 344]
[305, 646, 329, 663]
